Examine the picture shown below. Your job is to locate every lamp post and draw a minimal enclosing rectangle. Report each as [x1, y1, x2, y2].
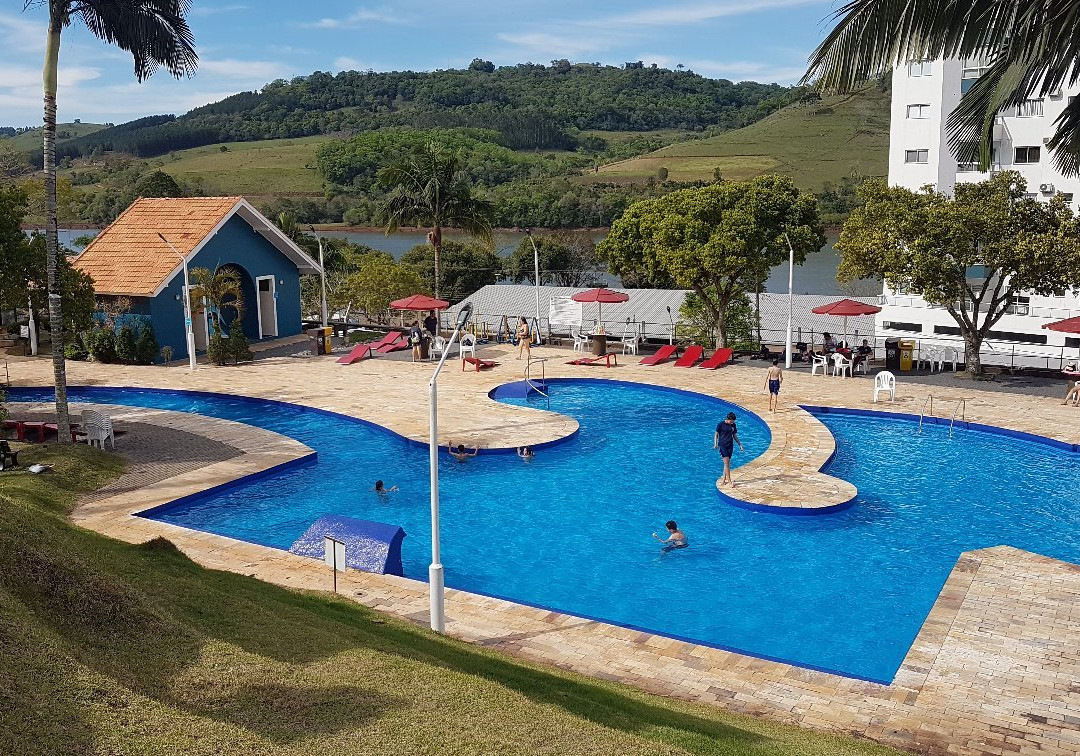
[157, 233, 197, 372]
[783, 233, 795, 369]
[27, 298, 38, 356]
[524, 228, 541, 342]
[308, 226, 328, 327]
[428, 301, 473, 633]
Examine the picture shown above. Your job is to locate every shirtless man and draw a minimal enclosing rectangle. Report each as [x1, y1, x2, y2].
[448, 442, 479, 462]
[652, 520, 689, 552]
[764, 358, 783, 412]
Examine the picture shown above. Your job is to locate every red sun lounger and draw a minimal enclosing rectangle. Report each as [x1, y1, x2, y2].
[567, 352, 618, 368]
[674, 345, 703, 367]
[699, 347, 733, 369]
[462, 357, 498, 372]
[336, 343, 373, 364]
[374, 331, 410, 354]
[639, 344, 679, 366]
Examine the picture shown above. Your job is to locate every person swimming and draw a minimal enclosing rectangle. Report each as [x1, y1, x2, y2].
[448, 442, 479, 462]
[517, 445, 535, 461]
[652, 520, 688, 552]
[374, 479, 398, 494]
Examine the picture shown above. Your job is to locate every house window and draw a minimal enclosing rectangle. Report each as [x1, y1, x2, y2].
[905, 149, 929, 164]
[1059, 192, 1074, 204]
[1017, 99, 1044, 117]
[1014, 146, 1041, 164]
[906, 103, 931, 119]
[1005, 295, 1030, 315]
[908, 61, 931, 77]
[960, 57, 992, 93]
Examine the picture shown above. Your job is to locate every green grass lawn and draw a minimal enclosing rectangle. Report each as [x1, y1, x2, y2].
[0, 445, 900, 755]
[158, 135, 330, 196]
[2, 122, 108, 152]
[593, 87, 890, 191]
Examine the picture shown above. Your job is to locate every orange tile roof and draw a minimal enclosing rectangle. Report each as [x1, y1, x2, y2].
[73, 197, 243, 296]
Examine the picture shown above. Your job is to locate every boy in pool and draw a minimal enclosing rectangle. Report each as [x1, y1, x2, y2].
[764, 358, 783, 412]
[713, 412, 744, 486]
[374, 480, 398, 495]
[652, 521, 688, 552]
[517, 445, 535, 461]
[448, 442, 479, 462]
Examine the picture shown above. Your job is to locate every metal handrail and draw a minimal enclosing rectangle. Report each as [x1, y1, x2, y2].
[524, 356, 550, 409]
[948, 398, 967, 438]
[918, 395, 932, 433]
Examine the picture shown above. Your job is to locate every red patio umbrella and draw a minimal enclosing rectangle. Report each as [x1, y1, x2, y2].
[1043, 316, 1080, 370]
[810, 298, 882, 347]
[571, 287, 629, 331]
[390, 294, 449, 311]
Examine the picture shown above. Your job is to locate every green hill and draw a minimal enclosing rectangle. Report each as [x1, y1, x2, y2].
[156, 135, 329, 196]
[0, 444, 900, 755]
[2, 122, 108, 153]
[593, 87, 890, 191]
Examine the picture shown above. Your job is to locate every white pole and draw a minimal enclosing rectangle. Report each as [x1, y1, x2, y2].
[158, 233, 198, 371]
[309, 227, 328, 328]
[427, 302, 473, 634]
[526, 229, 541, 341]
[784, 233, 795, 369]
[27, 298, 38, 356]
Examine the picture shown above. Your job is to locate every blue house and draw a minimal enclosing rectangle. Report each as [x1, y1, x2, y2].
[73, 196, 321, 359]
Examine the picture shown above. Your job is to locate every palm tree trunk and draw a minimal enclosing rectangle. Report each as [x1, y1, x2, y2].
[428, 226, 443, 298]
[43, 18, 71, 443]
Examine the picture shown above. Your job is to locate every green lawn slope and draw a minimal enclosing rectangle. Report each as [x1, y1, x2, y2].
[2, 122, 108, 152]
[157, 135, 329, 197]
[0, 444, 901, 756]
[593, 87, 890, 191]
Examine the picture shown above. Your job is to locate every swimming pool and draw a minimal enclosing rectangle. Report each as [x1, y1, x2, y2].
[10, 382, 1080, 683]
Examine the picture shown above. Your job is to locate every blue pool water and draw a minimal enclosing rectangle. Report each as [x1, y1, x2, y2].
[11, 383, 1080, 683]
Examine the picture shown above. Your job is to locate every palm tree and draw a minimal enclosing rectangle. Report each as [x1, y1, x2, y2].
[378, 141, 495, 299]
[188, 266, 242, 365]
[803, 0, 1080, 176]
[31, 0, 197, 441]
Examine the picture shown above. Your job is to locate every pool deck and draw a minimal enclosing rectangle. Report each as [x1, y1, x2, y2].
[8, 345, 1080, 755]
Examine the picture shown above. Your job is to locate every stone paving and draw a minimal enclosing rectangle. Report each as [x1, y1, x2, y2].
[7, 346, 1080, 754]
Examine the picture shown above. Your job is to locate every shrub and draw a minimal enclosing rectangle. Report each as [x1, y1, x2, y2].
[115, 327, 139, 364]
[64, 338, 88, 361]
[207, 331, 228, 365]
[160, 345, 174, 366]
[87, 328, 116, 363]
[135, 325, 159, 365]
[227, 317, 252, 363]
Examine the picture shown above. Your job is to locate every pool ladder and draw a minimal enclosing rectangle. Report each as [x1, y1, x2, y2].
[918, 395, 967, 437]
[524, 356, 550, 409]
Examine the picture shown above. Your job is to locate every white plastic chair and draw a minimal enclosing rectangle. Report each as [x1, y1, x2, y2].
[83, 409, 115, 449]
[620, 326, 639, 355]
[831, 352, 852, 378]
[811, 354, 829, 376]
[933, 347, 957, 373]
[458, 333, 476, 359]
[855, 352, 870, 374]
[873, 371, 896, 402]
[572, 327, 588, 353]
[431, 335, 447, 358]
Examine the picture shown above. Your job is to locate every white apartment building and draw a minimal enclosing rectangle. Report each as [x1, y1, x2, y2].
[878, 58, 1080, 369]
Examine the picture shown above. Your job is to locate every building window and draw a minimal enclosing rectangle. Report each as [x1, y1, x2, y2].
[905, 149, 929, 164]
[1005, 295, 1030, 315]
[883, 321, 923, 332]
[1017, 99, 1044, 117]
[960, 57, 992, 93]
[906, 103, 931, 119]
[908, 61, 931, 77]
[1059, 192, 1074, 204]
[1014, 146, 1041, 164]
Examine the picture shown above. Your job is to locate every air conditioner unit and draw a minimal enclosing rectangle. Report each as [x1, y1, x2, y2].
[1049, 87, 1063, 99]
[1040, 183, 1055, 193]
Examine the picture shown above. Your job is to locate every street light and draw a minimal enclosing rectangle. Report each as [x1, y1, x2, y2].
[307, 225, 328, 327]
[783, 233, 796, 369]
[524, 228, 541, 342]
[157, 233, 197, 371]
[427, 301, 473, 633]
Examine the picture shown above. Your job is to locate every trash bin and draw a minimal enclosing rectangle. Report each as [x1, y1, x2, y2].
[899, 339, 915, 371]
[308, 327, 326, 356]
[320, 326, 333, 355]
[589, 333, 607, 356]
[884, 337, 901, 371]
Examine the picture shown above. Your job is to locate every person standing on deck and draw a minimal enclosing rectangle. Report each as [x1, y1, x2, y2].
[764, 359, 783, 413]
[713, 412, 744, 486]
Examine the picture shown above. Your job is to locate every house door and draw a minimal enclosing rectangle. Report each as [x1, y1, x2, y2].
[256, 276, 278, 338]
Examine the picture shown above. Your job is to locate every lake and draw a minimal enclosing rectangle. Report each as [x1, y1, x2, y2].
[56, 227, 879, 296]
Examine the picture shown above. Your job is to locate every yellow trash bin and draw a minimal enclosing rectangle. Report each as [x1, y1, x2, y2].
[320, 327, 333, 355]
[899, 339, 915, 371]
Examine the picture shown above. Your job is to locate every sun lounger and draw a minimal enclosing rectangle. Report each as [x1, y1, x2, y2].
[639, 344, 679, 366]
[699, 347, 733, 370]
[337, 331, 404, 363]
[674, 345, 703, 367]
[376, 336, 410, 354]
[568, 352, 619, 368]
[462, 357, 498, 372]
[336, 343, 373, 364]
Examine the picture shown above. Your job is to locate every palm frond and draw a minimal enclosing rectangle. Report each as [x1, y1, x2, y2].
[73, 0, 197, 80]
[1047, 95, 1080, 176]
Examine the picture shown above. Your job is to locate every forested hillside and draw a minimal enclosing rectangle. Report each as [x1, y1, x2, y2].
[37, 63, 801, 161]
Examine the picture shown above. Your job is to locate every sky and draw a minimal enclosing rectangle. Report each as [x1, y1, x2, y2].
[0, 0, 839, 127]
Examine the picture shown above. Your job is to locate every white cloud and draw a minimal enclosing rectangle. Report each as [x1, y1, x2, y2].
[596, 0, 823, 27]
[333, 57, 368, 71]
[190, 4, 248, 16]
[0, 11, 45, 54]
[495, 31, 615, 59]
[0, 64, 101, 89]
[197, 59, 285, 80]
[304, 7, 406, 29]
[640, 53, 806, 83]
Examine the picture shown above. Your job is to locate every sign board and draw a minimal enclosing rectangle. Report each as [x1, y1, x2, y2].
[19, 325, 29, 338]
[324, 536, 346, 572]
[185, 318, 192, 328]
[549, 297, 583, 329]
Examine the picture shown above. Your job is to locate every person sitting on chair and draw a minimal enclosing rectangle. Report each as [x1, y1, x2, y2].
[853, 339, 873, 369]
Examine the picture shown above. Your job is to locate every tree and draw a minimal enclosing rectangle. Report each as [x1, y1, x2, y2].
[32, 0, 197, 441]
[343, 256, 426, 319]
[468, 58, 495, 73]
[506, 231, 602, 287]
[803, 0, 1080, 176]
[188, 266, 242, 365]
[837, 172, 1080, 376]
[598, 175, 824, 347]
[378, 141, 495, 299]
[401, 240, 503, 300]
[134, 169, 183, 198]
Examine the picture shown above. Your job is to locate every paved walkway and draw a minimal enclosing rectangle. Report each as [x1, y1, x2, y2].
[8, 348, 1080, 754]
